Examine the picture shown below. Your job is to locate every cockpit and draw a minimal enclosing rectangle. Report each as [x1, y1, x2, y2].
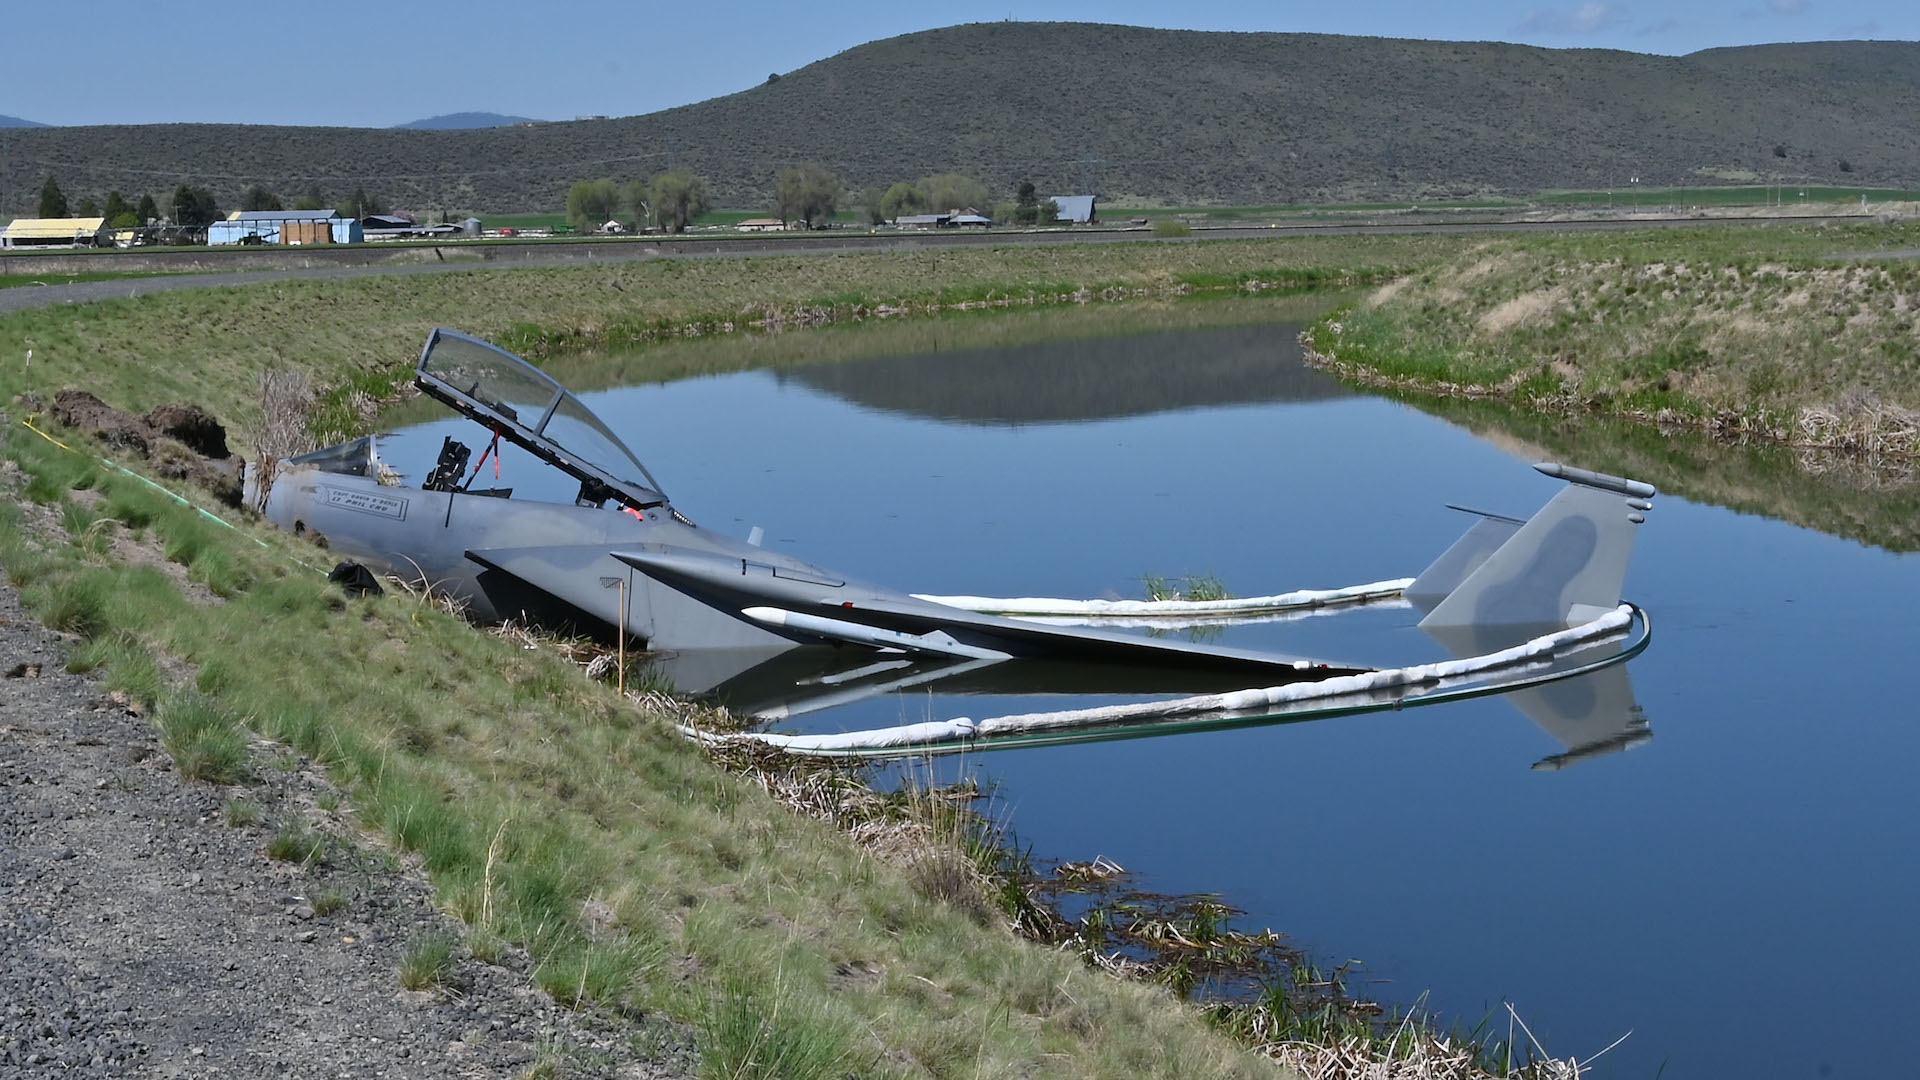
[413, 329, 670, 510]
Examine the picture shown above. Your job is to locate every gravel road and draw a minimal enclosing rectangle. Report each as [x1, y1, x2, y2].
[0, 573, 691, 1078]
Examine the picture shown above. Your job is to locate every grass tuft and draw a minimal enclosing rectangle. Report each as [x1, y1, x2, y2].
[223, 797, 261, 827]
[266, 821, 327, 865]
[1142, 573, 1232, 602]
[697, 977, 857, 1080]
[534, 940, 658, 1010]
[34, 572, 112, 638]
[398, 933, 457, 991]
[154, 690, 248, 784]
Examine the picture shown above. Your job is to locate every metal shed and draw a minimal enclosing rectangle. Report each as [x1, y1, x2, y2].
[1049, 195, 1097, 224]
[1, 217, 108, 248]
[208, 209, 361, 246]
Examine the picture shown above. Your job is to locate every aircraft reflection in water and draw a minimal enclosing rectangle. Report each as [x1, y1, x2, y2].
[257, 330, 1655, 770]
[660, 602, 1654, 771]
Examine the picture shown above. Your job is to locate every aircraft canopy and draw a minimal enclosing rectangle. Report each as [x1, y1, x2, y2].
[415, 328, 669, 508]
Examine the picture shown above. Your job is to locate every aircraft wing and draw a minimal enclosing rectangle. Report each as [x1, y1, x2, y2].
[611, 546, 1367, 680]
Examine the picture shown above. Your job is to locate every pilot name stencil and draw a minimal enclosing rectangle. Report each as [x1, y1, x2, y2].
[324, 487, 409, 520]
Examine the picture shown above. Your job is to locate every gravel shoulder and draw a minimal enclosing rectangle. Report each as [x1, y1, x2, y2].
[0, 575, 692, 1078]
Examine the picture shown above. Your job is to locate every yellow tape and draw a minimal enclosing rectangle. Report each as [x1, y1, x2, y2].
[21, 417, 75, 453]
[15, 416, 295, 560]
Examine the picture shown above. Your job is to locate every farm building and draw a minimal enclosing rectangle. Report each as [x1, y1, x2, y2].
[1049, 195, 1097, 224]
[207, 210, 361, 246]
[359, 214, 420, 239]
[1, 217, 108, 248]
[736, 218, 786, 232]
[895, 212, 993, 229]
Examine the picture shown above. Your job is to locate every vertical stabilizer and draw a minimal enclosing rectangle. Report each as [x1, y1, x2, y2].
[1418, 463, 1654, 631]
[1404, 508, 1525, 614]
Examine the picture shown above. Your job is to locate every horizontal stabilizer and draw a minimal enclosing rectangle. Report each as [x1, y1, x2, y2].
[469, 544, 793, 650]
[465, 544, 635, 627]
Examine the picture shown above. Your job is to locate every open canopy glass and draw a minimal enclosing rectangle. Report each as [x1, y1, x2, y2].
[414, 328, 669, 508]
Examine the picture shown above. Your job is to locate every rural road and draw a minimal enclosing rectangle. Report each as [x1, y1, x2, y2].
[0, 212, 1877, 317]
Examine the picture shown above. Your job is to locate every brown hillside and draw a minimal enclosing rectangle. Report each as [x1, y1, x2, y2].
[3, 24, 1916, 214]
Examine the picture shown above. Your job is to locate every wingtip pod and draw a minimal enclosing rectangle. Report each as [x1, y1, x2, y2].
[1532, 462, 1657, 500]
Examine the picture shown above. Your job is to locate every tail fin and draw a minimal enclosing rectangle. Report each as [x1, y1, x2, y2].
[1417, 463, 1654, 631]
[1404, 507, 1525, 615]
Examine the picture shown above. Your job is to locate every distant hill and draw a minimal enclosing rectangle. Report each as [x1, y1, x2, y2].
[0, 115, 47, 128]
[394, 112, 541, 130]
[3, 24, 1917, 213]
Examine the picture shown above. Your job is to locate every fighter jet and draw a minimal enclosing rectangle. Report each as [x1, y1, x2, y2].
[259, 329, 1654, 760]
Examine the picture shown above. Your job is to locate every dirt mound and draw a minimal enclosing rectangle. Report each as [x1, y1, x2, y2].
[50, 390, 152, 455]
[43, 390, 243, 507]
[144, 403, 230, 460]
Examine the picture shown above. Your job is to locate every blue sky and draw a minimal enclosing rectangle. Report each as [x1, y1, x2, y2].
[7, 0, 1911, 127]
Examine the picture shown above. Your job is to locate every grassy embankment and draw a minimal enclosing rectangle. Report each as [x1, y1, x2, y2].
[4, 433, 1286, 1079]
[1306, 219, 1920, 459]
[0, 234, 1458, 443]
[0, 235, 1553, 1079]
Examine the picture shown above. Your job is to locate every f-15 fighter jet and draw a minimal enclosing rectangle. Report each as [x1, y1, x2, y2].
[259, 329, 1655, 753]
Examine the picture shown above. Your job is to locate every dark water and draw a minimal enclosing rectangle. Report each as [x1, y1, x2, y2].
[388, 306, 1920, 1078]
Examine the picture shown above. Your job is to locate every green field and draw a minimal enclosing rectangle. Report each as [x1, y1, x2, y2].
[1535, 184, 1920, 208]
[475, 211, 569, 230]
[482, 208, 868, 232]
[0, 269, 183, 289]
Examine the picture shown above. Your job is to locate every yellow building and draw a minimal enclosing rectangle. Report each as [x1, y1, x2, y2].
[0, 217, 108, 249]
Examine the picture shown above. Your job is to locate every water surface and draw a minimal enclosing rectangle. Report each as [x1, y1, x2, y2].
[386, 302, 1920, 1078]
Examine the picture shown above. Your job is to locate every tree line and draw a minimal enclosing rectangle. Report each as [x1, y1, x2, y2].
[566, 166, 1061, 231]
[565, 170, 713, 233]
[855, 176, 1059, 226]
[31, 175, 392, 229]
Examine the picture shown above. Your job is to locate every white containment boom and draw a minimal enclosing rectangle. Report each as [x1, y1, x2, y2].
[1417, 462, 1656, 631]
